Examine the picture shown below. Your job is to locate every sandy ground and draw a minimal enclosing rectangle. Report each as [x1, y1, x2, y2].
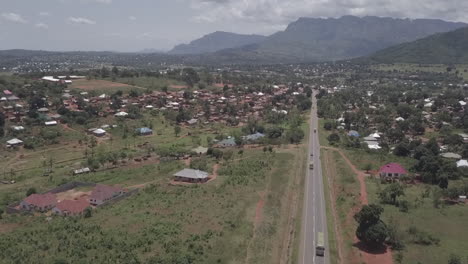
[55, 189, 91, 202]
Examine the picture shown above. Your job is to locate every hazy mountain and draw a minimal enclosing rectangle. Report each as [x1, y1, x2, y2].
[168, 31, 266, 55]
[364, 27, 468, 64]
[211, 16, 467, 63]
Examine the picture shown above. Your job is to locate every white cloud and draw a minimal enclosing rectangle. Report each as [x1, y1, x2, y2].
[68, 17, 97, 25]
[191, 0, 468, 26]
[94, 0, 112, 3]
[39, 12, 50, 17]
[35, 23, 49, 29]
[1, 13, 27, 24]
[129, 16, 137, 21]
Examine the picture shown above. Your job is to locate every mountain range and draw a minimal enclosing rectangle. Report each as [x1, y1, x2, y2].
[168, 31, 266, 55]
[1, 16, 468, 66]
[171, 16, 467, 63]
[365, 26, 468, 64]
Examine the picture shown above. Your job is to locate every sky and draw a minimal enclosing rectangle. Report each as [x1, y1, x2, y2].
[1, 0, 468, 52]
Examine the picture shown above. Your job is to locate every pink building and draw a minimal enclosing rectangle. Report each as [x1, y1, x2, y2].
[379, 163, 407, 180]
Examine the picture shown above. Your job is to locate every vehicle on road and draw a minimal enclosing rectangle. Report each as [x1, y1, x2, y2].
[309, 162, 314, 170]
[316, 232, 325, 256]
[314, 129, 317, 133]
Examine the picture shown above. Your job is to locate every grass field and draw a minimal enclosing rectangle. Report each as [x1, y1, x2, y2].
[69, 79, 139, 94]
[111, 76, 188, 91]
[0, 145, 304, 264]
[366, 178, 468, 264]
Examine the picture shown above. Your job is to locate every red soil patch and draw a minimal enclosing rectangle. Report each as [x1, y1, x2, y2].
[254, 192, 266, 225]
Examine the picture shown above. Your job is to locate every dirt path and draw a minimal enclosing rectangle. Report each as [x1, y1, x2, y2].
[208, 163, 219, 182]
[321, 146, 393, 264]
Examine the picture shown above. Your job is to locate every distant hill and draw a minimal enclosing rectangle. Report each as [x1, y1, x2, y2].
[168, 31, 266, 55]
[365, 27, 468, 64]
[208, 16, 467, 63]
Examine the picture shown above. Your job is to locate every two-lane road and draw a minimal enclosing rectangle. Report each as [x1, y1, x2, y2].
[299, 91, 329, 264]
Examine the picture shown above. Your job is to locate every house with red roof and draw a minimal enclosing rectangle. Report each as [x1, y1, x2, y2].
[89, 184, 123, 206]
[20, 193, 57, 212]
[379, 163, 407, 181]
[53, 198, 90, 216]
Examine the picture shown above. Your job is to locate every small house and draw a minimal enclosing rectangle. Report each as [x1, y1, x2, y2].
[243, 132, 265, 142]
[53, 198, 90, 216]
[348, 130, 360, 138]
[89, 184, 124, 206]
[114, 111, 128, 117]
[187, 118, 198, 126]
[173, 169, 209, 183]
[74, 167, 91, 175]
[441, 152, 462, 160]
[215, 138, 236, 148]
[136, 127, 153, 136]
[45, 120, 58, 126]
[92, 128, 106, 137]
[192, 146, 208, 155]
[379, 163, 407, 181]
[20, 193, 57, 212]
[456, 160, 468, 168]
[6, 138, 23, 147]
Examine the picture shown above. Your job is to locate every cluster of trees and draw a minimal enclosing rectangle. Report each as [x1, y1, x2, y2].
[354, 204, 389, 247]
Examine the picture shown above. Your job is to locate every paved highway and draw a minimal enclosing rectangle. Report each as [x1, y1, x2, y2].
[299, 91, 329, 264]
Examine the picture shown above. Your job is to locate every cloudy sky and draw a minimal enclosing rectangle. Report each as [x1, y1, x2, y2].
[1, 0, 467, 52]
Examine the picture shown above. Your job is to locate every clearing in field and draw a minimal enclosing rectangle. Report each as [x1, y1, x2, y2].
[69, 79, 137, 91]
[55, 188, 93, 202]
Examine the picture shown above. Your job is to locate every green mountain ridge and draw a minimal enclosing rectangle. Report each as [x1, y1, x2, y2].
[366, 27, 468, 64]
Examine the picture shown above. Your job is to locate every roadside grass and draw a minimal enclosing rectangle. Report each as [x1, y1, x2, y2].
[366, 177, 468, 264]
[342, 148, 416, 172]
[322, 149, 361, 263]
[318, 119, 331, 147]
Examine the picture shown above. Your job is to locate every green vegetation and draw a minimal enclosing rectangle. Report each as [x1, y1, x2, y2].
[0, 150, 302, 264]
[366, 178, 468, 264]
[367, 27, 468, 64]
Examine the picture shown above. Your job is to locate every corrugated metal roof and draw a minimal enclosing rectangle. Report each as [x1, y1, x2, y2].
[173, 169, 209, 179]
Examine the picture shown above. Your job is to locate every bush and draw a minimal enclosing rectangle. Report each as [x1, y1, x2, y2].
[324, 122, 333, 131]
[407, 226, 440, 245]
[398, 200, 409, 212]
[327, 133, 340, 144]
[26, 187, 37, 197]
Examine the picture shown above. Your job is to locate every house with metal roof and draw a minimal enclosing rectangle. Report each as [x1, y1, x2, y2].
[136, 127, 153, 136]
[6, 138, 23, 147]
[215, 137, 236, 148]
[173, 169, 209, 183]
[243, 132, 265, 142]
